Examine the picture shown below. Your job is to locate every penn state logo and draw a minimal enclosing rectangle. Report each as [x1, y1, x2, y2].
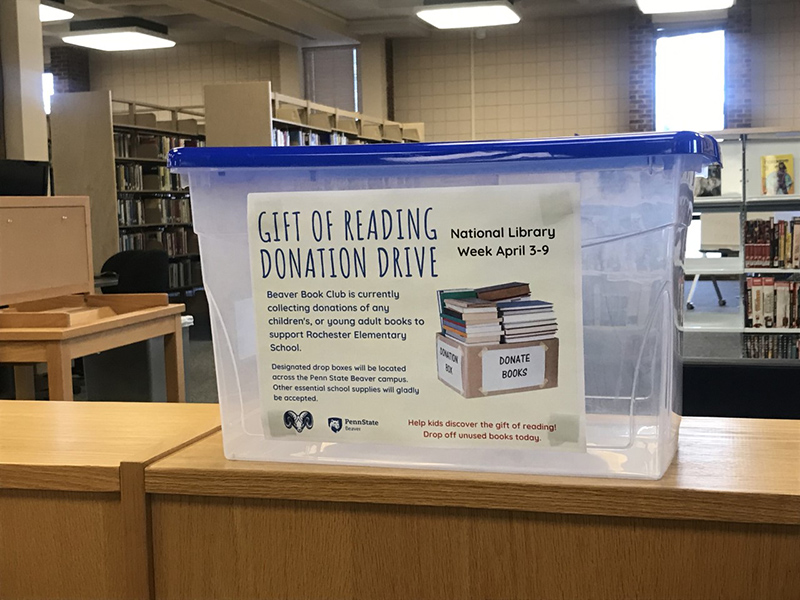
[283, 410, 314, 433]
[328, 417, 343, 433]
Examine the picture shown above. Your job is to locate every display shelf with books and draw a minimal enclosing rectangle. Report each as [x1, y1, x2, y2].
[111, 101, 204, 293]
[204, 81, 424, 147]
[50, 93, 206, 296]
[684, 129, 800, 362]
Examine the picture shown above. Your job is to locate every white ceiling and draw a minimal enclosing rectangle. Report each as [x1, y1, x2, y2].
[309, 0, 636, 21]
[42, 0, 638, 48]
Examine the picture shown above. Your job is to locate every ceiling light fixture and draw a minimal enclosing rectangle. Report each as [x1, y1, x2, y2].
[62, 18, 175, 52]
[39, 1, 74, 22]
[636, 0, 734, 14]
[416, 0, 520, 30]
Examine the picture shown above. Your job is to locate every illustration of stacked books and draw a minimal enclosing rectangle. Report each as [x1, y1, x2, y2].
[437, 282, 557, 345]
[440, 295, 503, 345]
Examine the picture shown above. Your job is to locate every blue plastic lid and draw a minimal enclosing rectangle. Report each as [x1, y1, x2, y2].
[169, 131, 720, 169]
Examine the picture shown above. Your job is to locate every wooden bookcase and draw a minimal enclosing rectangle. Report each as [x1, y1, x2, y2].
[204, 81, 424, 147]
[51, 93, 205, 296]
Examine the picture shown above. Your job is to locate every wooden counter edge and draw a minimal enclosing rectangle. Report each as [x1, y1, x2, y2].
[118, 425, 221, 600]
[0, 464, 119, 492]
[144, 465, 800, 526]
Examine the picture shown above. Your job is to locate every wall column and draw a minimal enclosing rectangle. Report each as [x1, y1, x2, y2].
[0, 0, 48, 160]
[276, 42, 304, 97]
[359, 36, 388, 119]
[725, 0, 752, 128]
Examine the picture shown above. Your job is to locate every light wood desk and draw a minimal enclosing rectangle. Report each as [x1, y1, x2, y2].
[0, 196, 185, 402]
[0, 296, 185, 402]
[146, 418, 800, 600]
[0, 401, 220, 600]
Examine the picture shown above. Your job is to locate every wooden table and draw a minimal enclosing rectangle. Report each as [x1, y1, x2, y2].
[145, 418, 800, 600]
[0, 401, 220, 600]
[0, 297, 185, 402]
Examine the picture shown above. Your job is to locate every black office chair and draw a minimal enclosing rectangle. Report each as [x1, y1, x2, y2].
[84, 249, 174, 401]
[100, 250, 169, 294]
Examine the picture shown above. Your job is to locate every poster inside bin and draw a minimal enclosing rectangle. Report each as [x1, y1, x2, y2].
[247, 183, 586, 452]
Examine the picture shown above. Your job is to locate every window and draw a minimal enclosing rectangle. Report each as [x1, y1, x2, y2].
[304, 46, 360, 112]
[655, 30, 725, 132]
[42, 72, 55, 115]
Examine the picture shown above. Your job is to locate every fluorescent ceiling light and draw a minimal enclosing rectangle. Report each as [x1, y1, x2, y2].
[416, 0, 520, 29]
[637, 0, 734, 14]
[39, 3, 74, 22]
[62, 18, 175, 52]
[64, 29, 175, 51]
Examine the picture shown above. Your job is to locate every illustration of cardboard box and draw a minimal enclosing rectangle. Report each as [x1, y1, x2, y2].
[436, 333, 559, 399]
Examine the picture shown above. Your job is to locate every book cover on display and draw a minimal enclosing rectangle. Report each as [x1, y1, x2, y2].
[761, 154, 795, 195]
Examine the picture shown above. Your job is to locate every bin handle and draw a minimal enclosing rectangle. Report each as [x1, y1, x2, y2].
[207, 290, 262, 437]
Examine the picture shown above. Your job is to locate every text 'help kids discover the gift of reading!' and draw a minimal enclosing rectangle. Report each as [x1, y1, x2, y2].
[247, 184, 587, 452]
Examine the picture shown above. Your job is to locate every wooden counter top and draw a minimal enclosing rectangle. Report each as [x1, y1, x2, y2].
[146, 417, 800, 525]
[0, 401, 220, 492]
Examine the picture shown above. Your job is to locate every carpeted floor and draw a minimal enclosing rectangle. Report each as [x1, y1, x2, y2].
[185, 338, 218, 403]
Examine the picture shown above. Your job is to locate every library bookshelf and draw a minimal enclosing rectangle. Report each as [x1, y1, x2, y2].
[51, 93, 205, 296]
[204, 81, 424, 147]
[684, 128, 800, 363]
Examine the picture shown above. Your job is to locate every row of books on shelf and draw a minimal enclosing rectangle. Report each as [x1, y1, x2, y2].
[168, 260, 202, 290]
[438, 282, 556, 346]
[331, 132, 359, 145]
[745, 277, 800, 328]
[114, 131, 204, 159]
[119, 229, 199, 257]
[118, 197, 192, 226]
[116, 164, 183, 191]
[271, 128, 367, 147]
[272, 129, 325, 147]
[744, 333, 800, 359]
[744, 218, 800, 269]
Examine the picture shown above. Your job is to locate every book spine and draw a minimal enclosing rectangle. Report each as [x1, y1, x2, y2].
[793, 220, 800, 269]
[744, 222, 749, 268]
[765, 220, 770, 267]
[752, 277, 764, 328]
[796, 281, 800, 328]
[770, 218, 776, 268]
[757, 220, 764, 267]
[745, 277, 753, 328]
[777, 281, 790, 328]
[764, 277, 775, 328]
[784, 221, 792, 269]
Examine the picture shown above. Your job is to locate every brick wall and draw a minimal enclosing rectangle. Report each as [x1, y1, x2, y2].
[725, 0, 752, 128]
[49, 46, 90, 93]
[628, 10, 655, 132]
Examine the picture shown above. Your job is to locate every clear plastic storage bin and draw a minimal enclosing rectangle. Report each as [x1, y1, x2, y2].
[171, 132, 720, 479]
